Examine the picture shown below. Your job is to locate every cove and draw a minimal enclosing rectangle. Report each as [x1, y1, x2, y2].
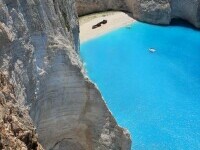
[80, 21, 200, 150]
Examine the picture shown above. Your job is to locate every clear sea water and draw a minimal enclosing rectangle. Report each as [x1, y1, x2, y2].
[80, 21, 200, 150]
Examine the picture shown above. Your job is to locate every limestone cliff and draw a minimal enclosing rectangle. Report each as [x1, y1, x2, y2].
[0, 72, 43, 150]
[127, 0, 200, 28]
[76, 0, 128, 16]
[0, 0, 131, 150]
[76, 0, 200, 28]
[170, 0, 200, 28]
[126, 0, 171, 24]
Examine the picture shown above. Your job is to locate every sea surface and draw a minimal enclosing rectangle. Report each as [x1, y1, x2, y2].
[80, 21, 200, 150]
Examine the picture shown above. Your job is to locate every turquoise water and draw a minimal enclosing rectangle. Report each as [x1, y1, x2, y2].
[80, 21, 200, 150]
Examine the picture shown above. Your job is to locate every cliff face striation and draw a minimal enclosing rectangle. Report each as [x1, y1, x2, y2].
[76, 0, 200, 28]
[0, 0, 131, 150]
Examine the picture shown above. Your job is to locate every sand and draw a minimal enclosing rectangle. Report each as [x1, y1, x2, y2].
[79, 11, 136, 43]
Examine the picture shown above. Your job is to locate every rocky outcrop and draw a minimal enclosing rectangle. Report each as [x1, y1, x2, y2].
[126, 0, 171, 24]
[76, 0, 200, 28]
[127, 0, 200, 28]
[170, 0, 200, 28]
[0, 73, 43, 150]
[0, 23, 12, 49]
[76, 0, 128, 16]
[0, 0, 131, 150]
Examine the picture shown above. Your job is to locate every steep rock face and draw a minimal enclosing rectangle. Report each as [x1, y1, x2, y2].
[127, 0, 200, 27]
[76, 0, 128, 16]
[126, 0, 171, 24]
[0, 0, 131, 150]
[76, 0, 200, 28]
[170, 0, 200, 28]
[0, 73, 43, 150]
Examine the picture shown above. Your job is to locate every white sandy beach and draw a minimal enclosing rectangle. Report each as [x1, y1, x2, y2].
[79, 11, 136, 43]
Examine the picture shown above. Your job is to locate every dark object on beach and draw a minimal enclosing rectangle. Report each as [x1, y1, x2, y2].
[101, 20, 107, 24]
[92, 20, 108, 29]
[92, 23, 101, 29]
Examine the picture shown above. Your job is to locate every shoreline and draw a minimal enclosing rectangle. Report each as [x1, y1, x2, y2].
[79, 11, 136, 43]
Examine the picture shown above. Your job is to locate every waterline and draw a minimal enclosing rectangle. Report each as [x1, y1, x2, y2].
[81, 22, 200, 150]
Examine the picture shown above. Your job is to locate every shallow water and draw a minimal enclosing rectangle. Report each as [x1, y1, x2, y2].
[80, 21, 200, 150]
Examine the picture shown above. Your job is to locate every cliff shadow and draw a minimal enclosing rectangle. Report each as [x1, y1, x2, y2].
[170, 19, 200, 31]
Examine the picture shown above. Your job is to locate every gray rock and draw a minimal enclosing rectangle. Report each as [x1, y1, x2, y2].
[0, 0, 131, 149]
[170, 0, 200, 28]
[76, 0, 128, 16]
[126, 0, 171, 25]
[76, 0, 200, 28]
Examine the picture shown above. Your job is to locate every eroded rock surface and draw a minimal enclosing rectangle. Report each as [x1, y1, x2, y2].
[76, 0, 128, 16]
[76, 0, 200, 28]
[0, 72, 43, 150]
[0, 0, 131, 149]
[126, 0, 171, 24]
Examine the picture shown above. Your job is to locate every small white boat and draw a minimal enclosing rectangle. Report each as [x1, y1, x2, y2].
[149, 48, 156, 53]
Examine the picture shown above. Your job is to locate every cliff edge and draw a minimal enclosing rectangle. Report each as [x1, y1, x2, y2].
[0, 0, 131, 150]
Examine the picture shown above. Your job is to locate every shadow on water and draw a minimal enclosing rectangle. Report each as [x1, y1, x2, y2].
[170, 18, 200, 31]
